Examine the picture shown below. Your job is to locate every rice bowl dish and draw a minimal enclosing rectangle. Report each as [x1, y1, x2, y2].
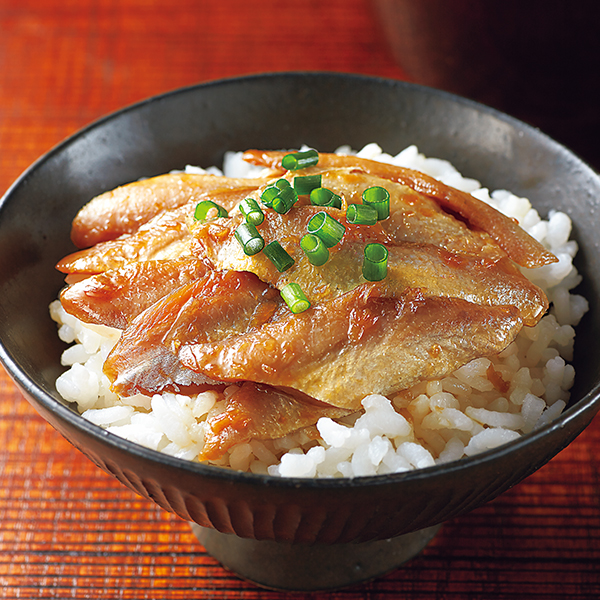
[50, 142, 588, 479]
[2, 73, 599, 587]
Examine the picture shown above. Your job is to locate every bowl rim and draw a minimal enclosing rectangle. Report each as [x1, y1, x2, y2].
[1, 70, 599, 489]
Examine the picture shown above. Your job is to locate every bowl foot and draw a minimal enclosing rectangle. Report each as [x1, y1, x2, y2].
[190, 522, 441, 591]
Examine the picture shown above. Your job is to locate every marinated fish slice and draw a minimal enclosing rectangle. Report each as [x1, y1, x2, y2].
[60, 257, 212, 329]
[179, 285, 523, 410]
[103, 270, 281, 397]
[71, 173, 270, 248]
[242, 150, 557, 268]
[57, 202, 194, 276]
[200, 382, 350, 461]
[57, 188, 250, 276]
[193, 205, 353, 297]
[234, 167, 504, 259]
[317, 245, 547, 327]
[318, 169, 506, 260]
[193, 205, 548, 326]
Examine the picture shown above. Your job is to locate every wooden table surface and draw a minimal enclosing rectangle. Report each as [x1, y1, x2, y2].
[1, 1, 599, 598]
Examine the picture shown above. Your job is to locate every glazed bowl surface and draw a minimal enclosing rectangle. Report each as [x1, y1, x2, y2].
[1, 72, 599, 546]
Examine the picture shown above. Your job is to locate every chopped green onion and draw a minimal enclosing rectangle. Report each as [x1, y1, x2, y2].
[275, 178, 291, 190]
[263, 241, 295, 272]
[282, 149, 319, 170]
[260, 186, 280, 207]
[234, 222, 264, 256]
[272, 185, 298, 214]
[310, 187, 342, 209]
[307, 212, 346, 248]
[260, 179, 290, 206]
[280, 282, 311, 313]
[239, 198, 264, 225]
[346, 203, 378, 225]
[300, 233, 329, 266]
[260, 179, 298, 213]
[294, 174, 322, 196]
[362, 186, 390, 220]
[260, 178, 291, 208]
[362, 243, 388, 281]
[193, 200, 228, 222]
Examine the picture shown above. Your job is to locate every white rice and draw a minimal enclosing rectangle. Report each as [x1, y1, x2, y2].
[50, 143, 589, 478]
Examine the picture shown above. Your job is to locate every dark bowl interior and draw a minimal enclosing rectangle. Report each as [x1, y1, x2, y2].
[1, 72, 599, 545]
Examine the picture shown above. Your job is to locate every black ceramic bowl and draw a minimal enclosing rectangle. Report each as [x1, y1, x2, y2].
[1, 73, 599, 591]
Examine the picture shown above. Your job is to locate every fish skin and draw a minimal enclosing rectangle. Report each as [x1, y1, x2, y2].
[180, 285, 523, 410]
[71, 172, 271, 248]
[199, 382, 350, 461]
[193, 199, 548, 326]
[103, 270, 281, 397]
[57, 202, 195, 276]
[242, 150, 558, 268]
[317, 168, 506, 260]
[56, 187, 254, 276]
[59, 257, 212, 330]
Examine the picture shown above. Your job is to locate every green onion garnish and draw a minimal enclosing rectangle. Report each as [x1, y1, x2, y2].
[272, 185, 298, 214]
[275, 178, 291, 190]
[260, 179, 298, 213]
[310, 187, 342, 209]
[307, 212, 346, 248]
[294, 174, 322, 196]
[239, 198, 264, 225]
[193, 200, 228, 222]
[362, 243, 388, 281]
[300, 233, 329, 266]
[346, 203, 378, 225]
[234, 222, 265, 256]
[282, 149, 319, 170]
[263, 241, 295, 272]
[280, 283, 311, 313]
[362, 186, 390, 220]
[260, 186, 280, 207]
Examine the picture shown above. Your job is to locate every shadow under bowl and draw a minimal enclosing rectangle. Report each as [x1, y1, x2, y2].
[1, 72, 599, 591]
